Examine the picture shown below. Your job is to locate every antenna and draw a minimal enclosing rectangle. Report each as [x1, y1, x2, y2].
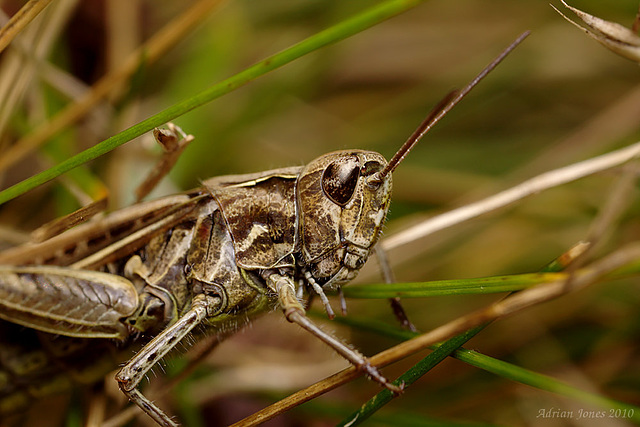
[368, 31, 530, 185]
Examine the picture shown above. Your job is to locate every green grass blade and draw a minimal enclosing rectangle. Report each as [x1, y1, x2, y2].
[294, 391, 497, 427]
[337, 324, 488, 427]
[334, 315, 640, 425]
[0, 0, 428, 205]
[336, 243, 640, 425]
[344, 255, 640, 299]
[342, 272, 568, 298]
[455, 349, 640, 422]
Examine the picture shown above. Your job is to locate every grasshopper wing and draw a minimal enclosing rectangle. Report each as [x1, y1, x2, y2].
[0, 194, 203, 268]
[0, 266, 138, 339]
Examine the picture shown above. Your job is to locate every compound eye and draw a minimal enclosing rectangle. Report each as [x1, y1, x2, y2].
[322, 156, 360, 206]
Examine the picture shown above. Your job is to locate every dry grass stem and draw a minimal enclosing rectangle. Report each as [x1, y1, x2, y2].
[583, 160, 640, 256]
[383, 141, 640, 251]
[0, 0, 77, 146]
[0, 0, 53, 55]
[0, 0, 225, 173]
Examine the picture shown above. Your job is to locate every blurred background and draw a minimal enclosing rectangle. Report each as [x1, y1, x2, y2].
[0, 0, 639, 426]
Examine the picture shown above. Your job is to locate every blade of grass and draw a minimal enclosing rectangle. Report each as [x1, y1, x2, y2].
[368, 243, 640, 378]
[337, 324, 488, 427]
[334, 315, 640, 425]
[336, 242, 640, 425]
[456, 349, 640, 423]
[0, 0, 428, 205]
[284, 385, 497, 427]
[344, 247, 640, 299]
[342, 272, 568, 299]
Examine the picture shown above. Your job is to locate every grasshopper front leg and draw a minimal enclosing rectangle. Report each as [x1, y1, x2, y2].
[115, 293, 223, 427]
[264, 272, 403, 394]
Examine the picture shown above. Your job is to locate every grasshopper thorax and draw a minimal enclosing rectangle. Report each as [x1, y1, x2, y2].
[296, 150, 392, 290]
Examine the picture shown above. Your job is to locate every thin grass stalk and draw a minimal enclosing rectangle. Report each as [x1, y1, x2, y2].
[336, 324, 489, 427]
[0, 0, 428, 205]
[383, 141, 640, 251]
[0, 0, 53, 54]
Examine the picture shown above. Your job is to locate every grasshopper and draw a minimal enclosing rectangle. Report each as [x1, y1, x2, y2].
[0, 34, 527, 426]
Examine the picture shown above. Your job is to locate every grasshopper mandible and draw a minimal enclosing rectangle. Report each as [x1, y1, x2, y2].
[0, 33, 527, 426]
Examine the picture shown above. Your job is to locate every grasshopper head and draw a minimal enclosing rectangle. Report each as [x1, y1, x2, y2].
[291, 33, 527, 302]
[297, 150, 392, 290]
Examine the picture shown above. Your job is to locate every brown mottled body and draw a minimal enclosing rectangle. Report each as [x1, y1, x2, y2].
[0, 193, 269, 416]
[0, 149, 392, 423]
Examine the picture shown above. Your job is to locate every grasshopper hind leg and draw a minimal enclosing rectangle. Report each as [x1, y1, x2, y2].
[115, 293, 222, 427]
